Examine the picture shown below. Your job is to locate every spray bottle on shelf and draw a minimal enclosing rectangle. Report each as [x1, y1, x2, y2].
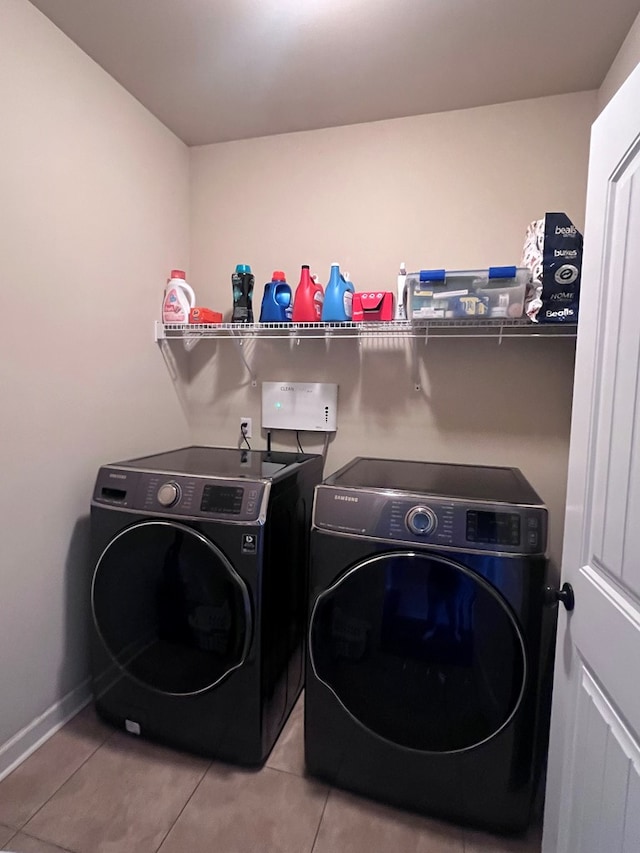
[162, 270, 196, 324]
[292, 265, 324, 322]
[322, 262, 355, 322]
[232, 264, 255, 323]
[395, 262, 407, 320]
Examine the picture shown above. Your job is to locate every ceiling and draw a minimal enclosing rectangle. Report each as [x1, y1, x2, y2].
[29, 0, 640, 146]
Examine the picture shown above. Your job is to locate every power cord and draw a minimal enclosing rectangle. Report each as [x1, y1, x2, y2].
[240, 421, 252, 450]
[322, 432, 330, 465]
[295, 431, 304, 454]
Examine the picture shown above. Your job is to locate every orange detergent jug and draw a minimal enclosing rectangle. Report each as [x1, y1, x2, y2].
[292, 265, 324, 322]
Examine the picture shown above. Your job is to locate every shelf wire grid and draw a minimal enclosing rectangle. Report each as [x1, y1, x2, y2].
[155, 319, 578, 342]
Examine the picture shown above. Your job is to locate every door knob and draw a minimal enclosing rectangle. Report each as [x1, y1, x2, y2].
[544, 582, 575, 611]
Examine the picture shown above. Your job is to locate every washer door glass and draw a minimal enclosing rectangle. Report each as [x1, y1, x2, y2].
[92, 521, 251, 695]
[309, 552, 526, 752]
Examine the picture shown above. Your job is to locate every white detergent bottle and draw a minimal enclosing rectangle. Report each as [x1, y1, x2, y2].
[162, 270, 196, 323]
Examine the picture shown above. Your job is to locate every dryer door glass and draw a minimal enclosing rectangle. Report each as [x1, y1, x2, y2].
[92, 521, 251, 695]
[309, 552, 526, 752]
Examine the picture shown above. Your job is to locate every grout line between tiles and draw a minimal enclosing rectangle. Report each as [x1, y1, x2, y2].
[154, 760, 213, 853]
[263, 763, 307, 780]
[4, 830, 18, 850]
[6, 826, 80, 853]
[18, 727, 117, 832]
[0, 825, 14, 845]
[309, 786, 332, 853]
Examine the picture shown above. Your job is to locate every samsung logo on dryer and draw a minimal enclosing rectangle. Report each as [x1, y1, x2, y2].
[109, 473, 127, 480]
[334, 494, 359, 503]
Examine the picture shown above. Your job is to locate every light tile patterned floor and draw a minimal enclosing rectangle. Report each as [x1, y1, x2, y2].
[0, 697, 542, 853]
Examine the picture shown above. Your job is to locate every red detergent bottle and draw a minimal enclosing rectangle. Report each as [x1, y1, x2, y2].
[292, 264, 324, 322]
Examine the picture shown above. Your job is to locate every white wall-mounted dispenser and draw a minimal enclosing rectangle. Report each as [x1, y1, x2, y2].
[261, 382, 338, 432]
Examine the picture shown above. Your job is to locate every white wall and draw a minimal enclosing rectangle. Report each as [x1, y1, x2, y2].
[0, 0, 189, 769]
[188, 91, 597, 567]
[598, 9, 640, 111]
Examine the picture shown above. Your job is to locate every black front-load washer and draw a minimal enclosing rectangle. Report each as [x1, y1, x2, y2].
[90, 445, 322, 765]
[305, 457, 556, 833]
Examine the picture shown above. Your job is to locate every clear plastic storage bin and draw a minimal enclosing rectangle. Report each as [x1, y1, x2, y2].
[406, 266, 530, 320]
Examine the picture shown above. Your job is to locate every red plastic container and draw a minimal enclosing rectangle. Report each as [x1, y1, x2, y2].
[352, 291, 395, 322]
[189, 307, 223, 324]
[292, 265, 324, 322]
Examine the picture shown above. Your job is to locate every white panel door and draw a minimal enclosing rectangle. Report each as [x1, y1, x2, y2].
[544, 62, 640, 853]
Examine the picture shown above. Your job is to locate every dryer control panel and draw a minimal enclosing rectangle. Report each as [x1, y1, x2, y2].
[313, 486, 547, 555]
[92, 467, 266, 522]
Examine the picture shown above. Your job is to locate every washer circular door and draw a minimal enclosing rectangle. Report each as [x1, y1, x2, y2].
[309, 551, 526, 752]
[92, 520, 252, 695]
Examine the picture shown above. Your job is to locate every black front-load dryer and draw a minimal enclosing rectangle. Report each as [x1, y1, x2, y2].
[90, 445, 322, 765]
[305, 457, 555, 833]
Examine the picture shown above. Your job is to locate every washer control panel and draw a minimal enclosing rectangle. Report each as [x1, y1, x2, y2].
[405, 506, 438, 536]
[313, 486, 547, 555]
[92, 467, 266, 521]
[387, 497, 454, 546]
[157, 481, 181, 507]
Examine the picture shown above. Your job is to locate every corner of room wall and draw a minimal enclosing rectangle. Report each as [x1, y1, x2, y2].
[598, 10, 640, 112]
[0, 0, 190, 773]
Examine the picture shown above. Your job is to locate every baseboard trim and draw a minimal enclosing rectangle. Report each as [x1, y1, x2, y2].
[0, 679, 92, 783]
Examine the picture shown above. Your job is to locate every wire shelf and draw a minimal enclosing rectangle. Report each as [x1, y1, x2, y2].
[155, 318, 578, 342]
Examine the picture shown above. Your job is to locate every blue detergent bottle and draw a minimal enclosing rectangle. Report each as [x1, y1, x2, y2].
[259, 271, 292, 322]
[321, 262, 355, 322]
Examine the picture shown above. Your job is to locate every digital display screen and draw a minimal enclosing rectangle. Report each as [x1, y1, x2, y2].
[200, 485, 244, 515]
[466, 511, 520, 546]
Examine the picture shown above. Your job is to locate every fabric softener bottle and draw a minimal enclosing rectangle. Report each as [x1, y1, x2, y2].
[292, 265, 324, 322]
[162, 270, 196, 323]
[321, 262, 355, 322]
[232, 264, 254, 323]
[259, 271, 292, 322]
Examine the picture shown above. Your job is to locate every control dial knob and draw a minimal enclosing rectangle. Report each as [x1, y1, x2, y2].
[157, 481, 181, 508]
[406, 506, 437, 536]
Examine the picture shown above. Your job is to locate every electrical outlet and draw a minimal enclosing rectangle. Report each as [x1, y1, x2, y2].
[240, 417, 252, 439]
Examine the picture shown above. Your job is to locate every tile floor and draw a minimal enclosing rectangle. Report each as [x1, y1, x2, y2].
[0, 697, 542, 853]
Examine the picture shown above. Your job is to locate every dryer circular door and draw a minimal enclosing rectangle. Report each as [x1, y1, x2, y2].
[309, 551, 526, 753]
[92, 520, 252, 696]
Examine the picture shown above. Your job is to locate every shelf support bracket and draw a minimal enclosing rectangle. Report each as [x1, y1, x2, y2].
[183, 334, 202, 353]
[158, 339, 193, 418]
[159, 339, 177, 381]
[412, 336, 421, 391]
[231, 334, 257, 387]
